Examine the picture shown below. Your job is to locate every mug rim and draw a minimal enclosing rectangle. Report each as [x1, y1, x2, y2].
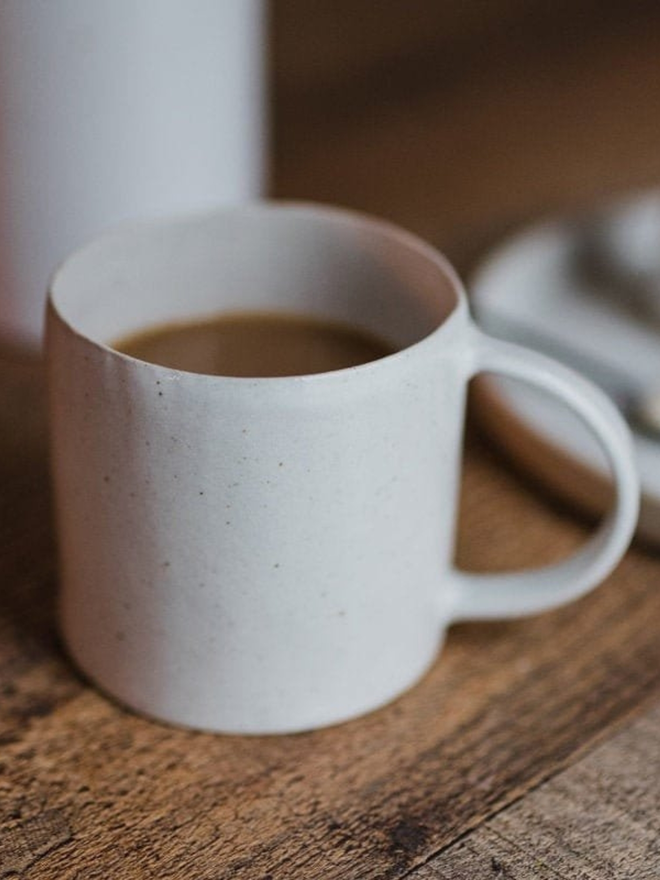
[47, 200, 470, 384]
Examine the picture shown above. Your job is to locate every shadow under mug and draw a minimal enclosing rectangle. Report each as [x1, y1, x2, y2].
[46, 202, 639, 734]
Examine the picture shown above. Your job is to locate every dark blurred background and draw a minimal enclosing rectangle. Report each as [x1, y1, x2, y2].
[271, 0, 660, 271]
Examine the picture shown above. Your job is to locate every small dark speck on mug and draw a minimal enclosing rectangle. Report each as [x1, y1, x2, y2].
[116, 631, 126, 641]
[162, 561, 170, 568]
[199, 491, 204, 496]
[103, 475, 110, 483]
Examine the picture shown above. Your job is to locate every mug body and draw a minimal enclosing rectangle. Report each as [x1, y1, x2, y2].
[47, 204, 472, 733]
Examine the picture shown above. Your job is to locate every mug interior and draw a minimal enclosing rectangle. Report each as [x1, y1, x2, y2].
[50, 203, 460, 357]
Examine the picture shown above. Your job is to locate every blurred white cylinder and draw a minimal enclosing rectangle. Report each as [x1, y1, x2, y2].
[0, 0, 267, 347]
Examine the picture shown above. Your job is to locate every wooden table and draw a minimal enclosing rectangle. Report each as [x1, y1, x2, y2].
[2, 3, 660, 876]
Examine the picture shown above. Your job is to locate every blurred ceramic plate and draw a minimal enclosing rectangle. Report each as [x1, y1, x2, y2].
[470, 220, 660, 546]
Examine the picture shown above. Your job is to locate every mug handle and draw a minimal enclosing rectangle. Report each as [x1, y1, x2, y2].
[448, 328, 640, 622]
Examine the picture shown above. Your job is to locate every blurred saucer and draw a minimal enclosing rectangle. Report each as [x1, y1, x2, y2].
[470, 220, 660, 546]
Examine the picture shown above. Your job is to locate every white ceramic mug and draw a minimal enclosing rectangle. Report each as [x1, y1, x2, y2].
[46, 203, 639, 734]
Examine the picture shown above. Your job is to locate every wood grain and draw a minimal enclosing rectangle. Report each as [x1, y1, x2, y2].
[420, 700, 660, 879]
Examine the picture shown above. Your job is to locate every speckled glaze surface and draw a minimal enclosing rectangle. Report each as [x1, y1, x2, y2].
[46, 203, 639, 733]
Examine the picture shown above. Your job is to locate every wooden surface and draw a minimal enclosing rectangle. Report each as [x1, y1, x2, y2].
[2, 2, 660, 876]
[423, 702, 660, 878]
[273, 0, 660, 269]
